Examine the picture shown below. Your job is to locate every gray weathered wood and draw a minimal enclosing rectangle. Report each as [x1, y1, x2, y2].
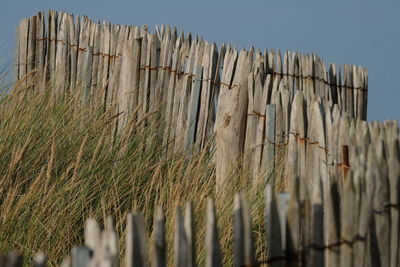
[84, 218, 101, 252]
[126, 213, 148, 267]
[277, 193, 290, 252]
[234, 193, 256, 267]
[82, 46, 93, 106]
[175, 206, 189, 267]
[184, 202, 195, 267]
[324, 175, 340, 267]
[0, 253, 22, 267]
[18, 18, 29, 81]
[153, 207, 166, 267]
[340, 172, 356, 267]
[265, 184, 283, 267]
[187, 66, 203, 147]
[286, 176, 300, 267]
[371, 141, 390, 267]
[262, 104, 276, 185]
[205, 198, 221, 267]
[71, 247, 91, 267]
[33, 252, 47, 267]
[309, 174, 324, 267]
[388, 139, 400, 267]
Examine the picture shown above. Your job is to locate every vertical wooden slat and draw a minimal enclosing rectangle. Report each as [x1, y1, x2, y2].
[99, 23, 111, 109]
[340, 171, 356, 267]
[18, 18, 29, 81]
[205, 199, 221, 267]
[197, 42, 215, 148]
[244, 72, 256, 170]
[163, 38, 181, 151]
[371, 140, 390, 267]
[147, 34, 159, 113]
[169, 38, 189, 151]
[272, 90, 284, 184]
[84, 218, 101, 252]
[138, 32, 148, 118]
[353, 166, 372, 267]
[71, 247, 91, 267]
[82, 46, 93, 107]
[54, 13, 68, 98]
[284, 91, 300, 190]
[35, 12, 45, 83]
[388, 139, 400, 267]
[153, 207, 166, 267]
[68, 14, 78, 92]
[175, 206, 189, 267]
[187, 66, 203, 147]
[215, 48, 248, 191]
[76, 16, 90, 89]
[104, 216, 119, 267]
[277, 193, 290, 255]
[90, 23, 100, 108]
[117, 39, 135, 132]
[27, 15, 36, 88]
[205, 44, 225, 145]
[324, 175, 340, 267]
[262, 104, 276, 184]
[286, 176, 301, 267]
[234, 193, 256, 267]
[175, 41, 196, 150]
[265, 184, 283, 267]
[0, 253, 22, 267]
[309, 174, 324, 267]
[15, 25, 20, 81]
[252, 74, 272, 183]
[155, 34, 170, 121]
[33, 252, 47, 267]
[104, 24, 117, 108]
[126, 213, 148, 267]
[184, 203, 195, 267]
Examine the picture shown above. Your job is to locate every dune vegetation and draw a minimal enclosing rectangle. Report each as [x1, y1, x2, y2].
[0, 75, 270, 266]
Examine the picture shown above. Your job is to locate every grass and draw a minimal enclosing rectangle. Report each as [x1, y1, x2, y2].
[0, 75, 271, 266]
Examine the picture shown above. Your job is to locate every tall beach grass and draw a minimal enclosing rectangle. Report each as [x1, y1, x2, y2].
[0, 74, 269, 266]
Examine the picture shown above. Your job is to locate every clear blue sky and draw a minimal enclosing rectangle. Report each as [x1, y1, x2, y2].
[1, 0, 399, 121]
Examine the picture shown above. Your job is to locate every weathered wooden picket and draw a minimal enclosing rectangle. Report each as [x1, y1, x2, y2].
[8, 10, 400, 267]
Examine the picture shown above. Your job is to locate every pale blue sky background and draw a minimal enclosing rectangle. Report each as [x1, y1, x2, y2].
[0, 0, 399, 121]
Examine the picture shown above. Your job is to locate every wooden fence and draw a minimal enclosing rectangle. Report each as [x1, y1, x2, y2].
[9, 10, 400, 267]
[1, 143, 400, 267]
[15, 11, 370, 189]
[1, 111, 399, 267]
